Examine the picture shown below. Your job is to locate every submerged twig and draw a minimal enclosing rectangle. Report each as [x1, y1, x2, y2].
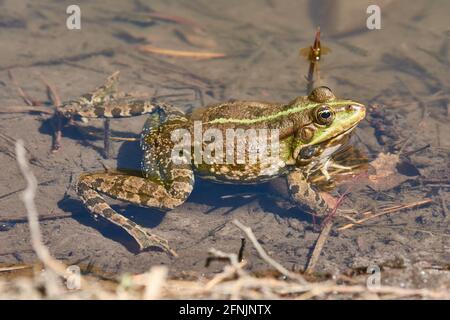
[50, 111, 63, 152]
[338, 199, 433, 231]
[8, 70, 41, 106]
[306, 186, 351, 274]
[37, 73, 61, 107]
[0, 105, 53, 115]
[238, 238, 246, 263]
[305, 220, 333, 275]
[103, 119, 111, 159]
[15, 140, 71, 277]
[438, 190, 448, 218]
[136, 45, 226, 59]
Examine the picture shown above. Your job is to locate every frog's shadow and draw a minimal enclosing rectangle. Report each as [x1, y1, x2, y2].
[58, 197, 164, 253]
[38, 117, 139, 157]
[60, 140, 313, 253]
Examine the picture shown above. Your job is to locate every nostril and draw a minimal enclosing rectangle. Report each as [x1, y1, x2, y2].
[347, 104, 364, 112]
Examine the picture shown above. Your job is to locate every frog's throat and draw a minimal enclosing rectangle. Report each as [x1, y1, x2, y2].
[206, 100, 362, 125]
[291, 123, 358, 162]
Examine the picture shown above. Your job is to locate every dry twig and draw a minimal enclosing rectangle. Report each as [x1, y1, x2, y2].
[15, 139, 69, 277]
[232, 219, 307, 284]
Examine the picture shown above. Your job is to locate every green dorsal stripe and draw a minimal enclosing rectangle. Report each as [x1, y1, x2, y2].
[206, 100, 360, 125]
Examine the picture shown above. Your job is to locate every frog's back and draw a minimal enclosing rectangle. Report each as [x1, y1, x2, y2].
[188, 100, 296, 184]
[190, 100, 286, 129]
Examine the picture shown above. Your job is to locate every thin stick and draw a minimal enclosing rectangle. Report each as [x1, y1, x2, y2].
[103, 119, 111, 159]
[305, 220, 333, 274]
[238, 238, 246, 262]
[38, 73, 62, 106]
[110, 136, 138, 142]
[0, 212, 72, 224]
[0, 265, 31, 273]
[50, 111, 63, 152]
[136, 45, 226, 59]
[38, 73, 63, 152]
[439, 190, 448, 218]
[305, 186, 350, 274]
[7, 70, 39, 106]
[338, 199, 433, 231]
[232, 219, 307, 284]
[0, 106, 53, 115]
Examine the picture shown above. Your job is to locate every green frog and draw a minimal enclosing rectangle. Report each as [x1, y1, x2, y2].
[60, 73, 365, 256]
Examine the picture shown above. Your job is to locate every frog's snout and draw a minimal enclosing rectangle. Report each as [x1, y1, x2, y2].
[346, 103, 366, 121]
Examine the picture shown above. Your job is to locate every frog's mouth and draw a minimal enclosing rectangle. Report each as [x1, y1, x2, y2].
[326, 123, 358, 143]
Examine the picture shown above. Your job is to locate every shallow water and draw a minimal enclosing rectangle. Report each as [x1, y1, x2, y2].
[0, 0, 449, 290]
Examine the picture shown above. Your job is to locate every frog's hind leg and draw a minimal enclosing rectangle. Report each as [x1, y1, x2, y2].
[77, 166, 194, 256]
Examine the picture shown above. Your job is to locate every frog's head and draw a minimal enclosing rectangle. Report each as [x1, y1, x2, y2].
[290, 86, 365, 163]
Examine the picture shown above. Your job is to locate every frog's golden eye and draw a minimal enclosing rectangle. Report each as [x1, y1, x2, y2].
[314, 105, 334, 126]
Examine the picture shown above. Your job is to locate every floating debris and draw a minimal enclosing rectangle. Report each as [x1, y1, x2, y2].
[136, 44, 226, 59]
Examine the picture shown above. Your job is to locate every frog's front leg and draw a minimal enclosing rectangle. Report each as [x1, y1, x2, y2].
[287, 170, 328, 216]
[76, 167, 194, 256]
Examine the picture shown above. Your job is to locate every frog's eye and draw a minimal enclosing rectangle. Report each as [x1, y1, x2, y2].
[308, 86, 335, 102]
[314, 105, 334, 126]
[299, 146, 317, 160]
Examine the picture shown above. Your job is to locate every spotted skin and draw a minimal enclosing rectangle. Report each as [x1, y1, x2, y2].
[59, 71, 176, 120]
[287, 170, 328, 215]
[77, 169, 193, 256]
[67, 73, 366, 255]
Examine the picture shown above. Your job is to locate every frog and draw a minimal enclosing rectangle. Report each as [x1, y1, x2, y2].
[59, 72, 365, 256]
